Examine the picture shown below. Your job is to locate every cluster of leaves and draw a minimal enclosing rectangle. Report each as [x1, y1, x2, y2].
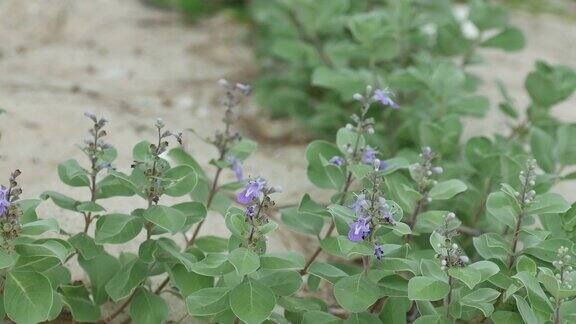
[140, 0, 248, 22]
[250, 0, 526, 143]
[1, 68, 575, 324]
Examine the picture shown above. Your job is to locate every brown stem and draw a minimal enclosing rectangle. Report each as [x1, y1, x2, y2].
[300, 171, 354, 275]
[102, 292, 136, 323]
[369, 297, 386, 314]
[472, 178, 492, 226]
[554, 301, 561, 324]
[445, 276, 453, 320]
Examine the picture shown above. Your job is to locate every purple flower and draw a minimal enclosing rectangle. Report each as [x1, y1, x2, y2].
[374, 244, 384, 260]
[361, 147, 387, 171]
[351, 194, 368, 217]
[373, 89, 399, 109]
[227, 156, 243, 181]
[348, 217, 370, 242]
[329, 156, 345, 167]
[0, 186, 10, 215]
[245, 205, 256, 219]
[236, 178, 266, 205]
[361, 146, 377, 165]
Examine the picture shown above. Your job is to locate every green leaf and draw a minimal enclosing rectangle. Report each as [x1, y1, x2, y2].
[58, 159, 90, 187]
[407, 276, 449, 301]
[21, 218, 60, 236]
[449, 266, 482, 289]
[95, 214, 143, 244]
[526, 193, 570, 215]
[336, 127, 365, 155]
[480, 27, 525, 52]
[345, 312, 381, 324]
[69, 233, 104, 260]
[308, 262, 348, 284]
[77, 252, 120, 304]
[229, 279, 276, 324]
[230, 139, 258, 161]
[491, 311, 523, 324]
[320, 235, 372, 259]
[105, 259, 148, 302]
[15, 238, 73, 264]
[557, 124, 576, 165]
[259, 252, 305, 271]
[516, 256, 537, 275]
[129, 288, 168, 324]
[311, 66, 369, 100]
[168, 264, 213, 297]
[530, 128, 556, 173]
[186, 287, 230, 316]
[96, 174, 136, 198]
[306, 140, 346, 189]
[60, 284, 101, 322]
[0, 250, 15, 269]
[163, 165, 198, 197]
[76, 201, 105, 213]
[195, 236, 228, 253]
[334, 274, 381, 312]
[281, 206, 325, 236]
[4, 271, 53, 323]
[523, 238, 573, 262]
[460, 288, 500, 317]
[327, 204, 356, 235]
[302, 310, 341, 324]
[172, 201, 206, 226]
[155, 238, 196, 270]
[486, 191, 519, 229]
[17, 199, 42, 224]
[254, 270, 302, 296]
[513, 295, 539, 324]
[41, 191, 80, 212]
[473, 233, 510, 263]
[188, 254, 235, 276]
[144, 205, 187, 233]
[428, 180, 467, 200]
[525, 61, 576, 107]
[228, 248, 260, 276]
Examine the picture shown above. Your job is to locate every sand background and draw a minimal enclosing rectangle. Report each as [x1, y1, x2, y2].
[0, 0, 574, 321]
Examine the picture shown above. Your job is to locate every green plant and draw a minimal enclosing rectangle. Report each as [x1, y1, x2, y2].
[0, 64, 575, 322]
[250, 0, 525, 144]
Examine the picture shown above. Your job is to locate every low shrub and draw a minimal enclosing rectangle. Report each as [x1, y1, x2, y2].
[1, 73, 576, 323]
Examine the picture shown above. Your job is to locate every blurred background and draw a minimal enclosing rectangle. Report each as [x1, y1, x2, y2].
[0, 0, 574, 320]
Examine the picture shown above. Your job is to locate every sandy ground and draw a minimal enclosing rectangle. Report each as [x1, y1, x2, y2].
[0, 0, 574, 321]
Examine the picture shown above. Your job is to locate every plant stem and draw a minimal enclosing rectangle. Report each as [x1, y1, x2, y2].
[103, 292, 136, 323]
[300, 173, 352, 275]
[445, 276, 454, 321]
[506, 171, 531, 269]
[472, 178, 492, 226]
[553, 298, 562, 324]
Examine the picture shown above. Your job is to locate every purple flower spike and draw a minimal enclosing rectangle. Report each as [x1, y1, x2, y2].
[374, 244, 384, 260]
[245, 205, 256, 219]
[329, 156, 345, 167]
[0, 186, 10, 215]
[236, 178, 266, 205]
[228, 156, 243, 181]
[373, 89, 399, 109]
[348, 217, 370, 242]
